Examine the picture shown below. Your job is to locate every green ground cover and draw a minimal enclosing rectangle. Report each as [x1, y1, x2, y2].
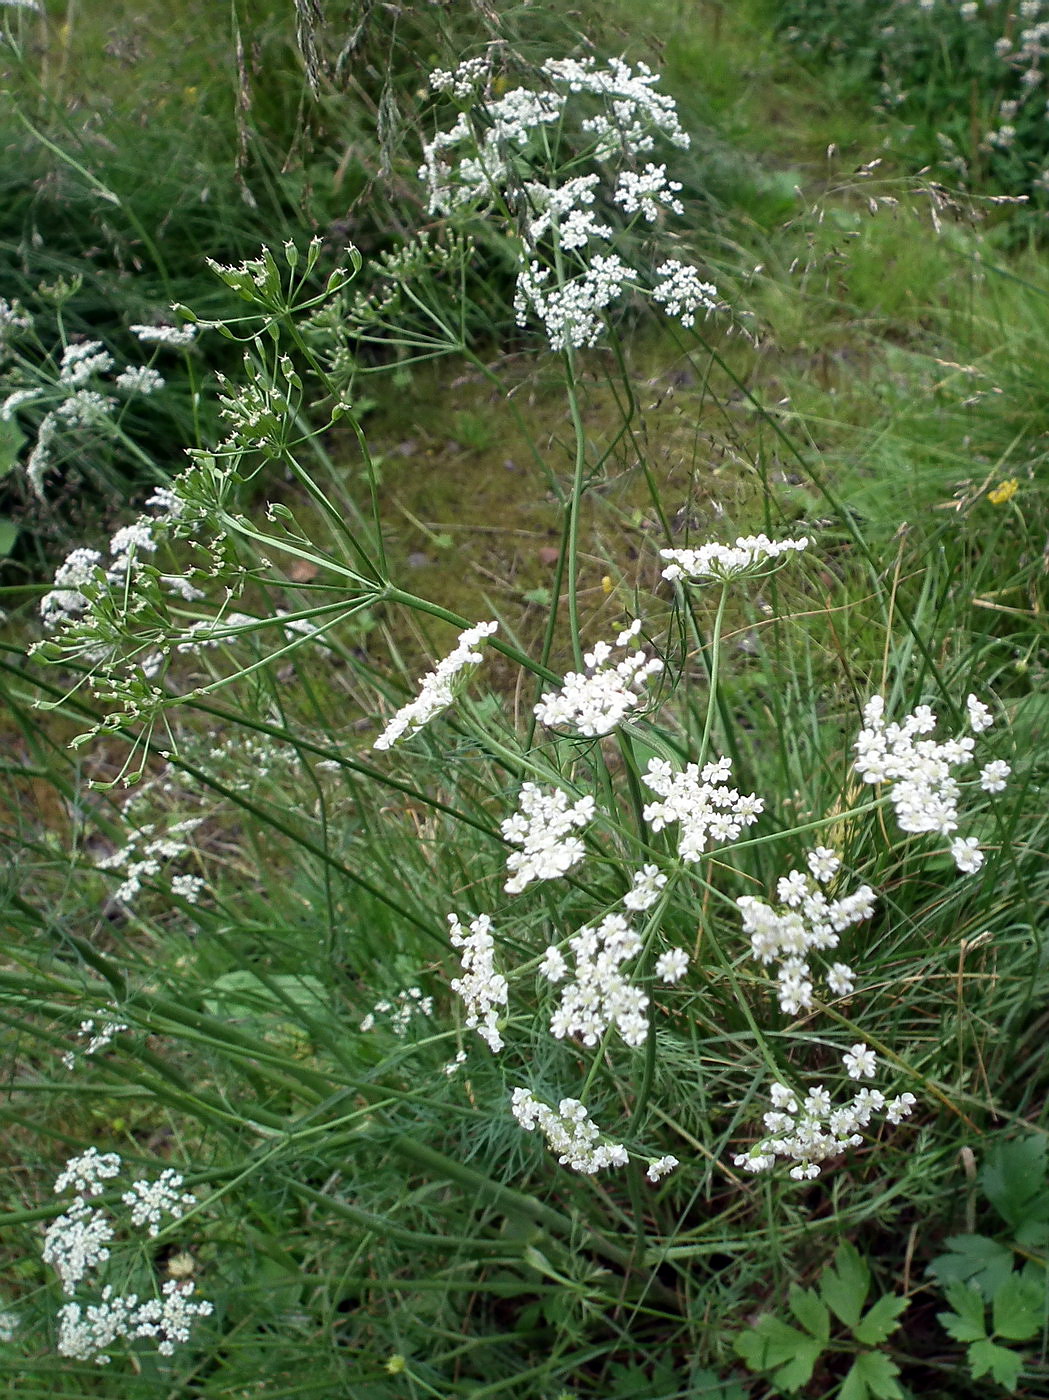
[1, 2, 1047, 1397]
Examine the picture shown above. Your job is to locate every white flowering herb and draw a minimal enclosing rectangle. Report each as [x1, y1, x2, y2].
[642, 755, 764, 863]
[738, 856, 873, 1015]
[544, 912, 649, 1048]
[42, 1152, 208, 1365]
[534, 620, 663, 736]
[448, 913, 508, 1052]
[500, 784, 595, 893]
[373, 620, 498, 750]
[733, 1053, 916, 1181]
[853, 693, 1007, 869]
[510, 1089, 628, 1175]
[660, 533, 809, 584]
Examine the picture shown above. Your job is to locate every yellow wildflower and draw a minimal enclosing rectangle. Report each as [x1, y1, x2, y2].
[988, 478, 1019, 505]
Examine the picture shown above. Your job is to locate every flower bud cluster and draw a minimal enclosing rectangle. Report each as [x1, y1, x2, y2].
[541, 912, 649, 1048]
[448, 913, 508, 1052]
[737, 849, 873, 1015]
[501, 785, 595, 893]
[510, 1089, 628, 1175]
[42, 1151, 209, 1365]
[660, 533, 809, 584]
[373, 620, 498, 750]
[733, 1051, 917, 1181]
[853, 694, 1009, 871]
[642, 755, 764, 862]
[534, 620, 663, 736]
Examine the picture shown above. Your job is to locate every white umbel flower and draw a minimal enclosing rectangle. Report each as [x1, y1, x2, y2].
[448, 912, 508, 1052]
[501, 784, 594, 893]
[373, 621, 498, 750]
[534, 620, 663, 736]
[660, 534, 809, 583]
[511, 1088, 628, 1175]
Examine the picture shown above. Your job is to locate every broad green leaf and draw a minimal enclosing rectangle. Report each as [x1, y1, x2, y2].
[788, 1283, 830, 1342]
[819, 1242, 870, 1329]
[928, 1234, 1015, 1300]
[982, 1136, 1049, 1230]
[840, 1351, 904, 1400]
[967, 1338, 1024, 1391]
[0, 416, 25, 477]
[938, 1282, 987, 1343]
[853, 1292, 910, 1346]
[734, 1317, 822, 1392]
[0, 518, 17, 556]
[993, 1272, 1043, 1342]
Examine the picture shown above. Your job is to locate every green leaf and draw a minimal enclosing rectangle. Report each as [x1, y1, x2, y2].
[819, 1241, 870, 1330]
[0, 416, 26, 477]
[967, 1338, 1024, 1391]
[0, 518, 18, 557]
[992, 1272, 1043, 1342]
[982, 1136, 1049, 1230]
[734, 1317, 822, 1392]
[688, 1368, 747, 1400]
[788, 1283, 830, 1342]
[938, 1282, 988, 1343]
[840, 1351, 904, 1400]
[928, 1234, 1016, 1300]
[853, 1292, 910, 1346]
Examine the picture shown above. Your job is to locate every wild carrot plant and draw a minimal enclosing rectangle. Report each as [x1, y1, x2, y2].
[2, 38, 1047, 1400]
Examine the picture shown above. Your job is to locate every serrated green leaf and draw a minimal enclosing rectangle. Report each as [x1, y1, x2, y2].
[992, 1272, 1043, 1342]
[967, 1338, 1024, 1391]
[982, 1136, 1049, 1230]
[938, 1282, 987, 1343]
[734, 1317, 822, 1391]
[928, 1234, 1016, 1300]
[788, 1283, 830, 1342]
[842, 1351, 904, 1400]
[819, 1241, 870, 1329]
[688, 1368, 747, 1400]
[853, 1292, 910, 1345]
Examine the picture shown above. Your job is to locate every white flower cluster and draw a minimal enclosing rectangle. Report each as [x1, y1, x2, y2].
[3, 329, 174, 496]
[130, 323, 197, 349]
[534, 620, 664, 736]
[121, 1170, 197, 1238]
[61, 1011, 129, 1071]
[510, 1088, 628, 1175]
[646, 1154, 679, 1183]
[660, 533, 810, 584]
[614, 164, 684, 220]
[623, 862, 667, 911]
[733, 1053, 917, 1181]
[738, 851, 874, 1015]
[373, 620, 498, 750]
[420, 55, 716, 350]
[501, 784, 595, 893]
[57, 1280, 212, 1365]
[96, 816, 204, 906]
[853, 694, 1009, 872]
[650, 260, 718, 327]
[43, 1151, 208, 1364]
[39, 484, 204, 629]
[448, 913, 508, 1052]
[60, 340, 115, 387]
[540, 912, 649, 1047]
[513, 253, 632, 352]
[642, 755, 764, 862]
[359, 986, 434, 1036]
